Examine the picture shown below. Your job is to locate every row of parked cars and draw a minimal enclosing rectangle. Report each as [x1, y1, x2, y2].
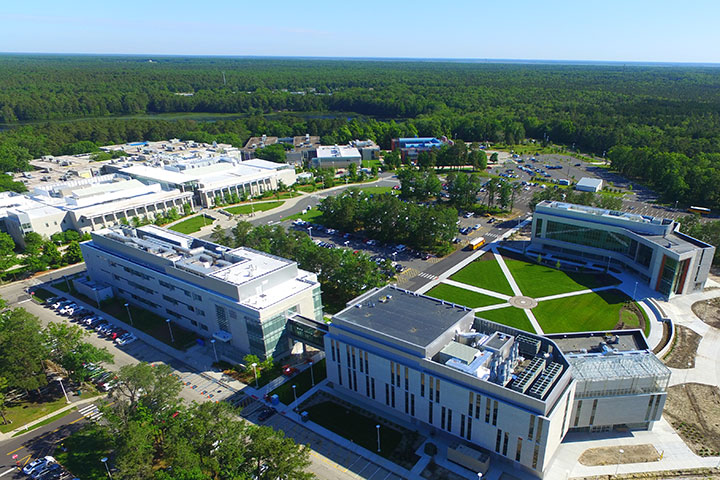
[22, 456, 76, 480]
[45, 297, 137, 347]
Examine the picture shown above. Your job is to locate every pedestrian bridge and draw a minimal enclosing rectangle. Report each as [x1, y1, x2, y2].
[287, 314, 328, 350]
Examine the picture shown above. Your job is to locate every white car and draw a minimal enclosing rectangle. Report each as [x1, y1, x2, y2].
[23, 456, 55, 475]
[116, 333, 137, 346]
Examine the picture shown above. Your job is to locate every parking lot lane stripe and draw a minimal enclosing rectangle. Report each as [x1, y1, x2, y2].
[6, 446, 22, 456]
[0, 467, 16, 477]
[68, 416, 85, 425]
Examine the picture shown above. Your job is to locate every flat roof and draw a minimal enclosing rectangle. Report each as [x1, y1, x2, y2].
[545, 330, 647, 355]
[576, 177, 603, 188]
[334, 286, 472, 349]
[316, 145, 361, 159]
[538, 200, 673, 227]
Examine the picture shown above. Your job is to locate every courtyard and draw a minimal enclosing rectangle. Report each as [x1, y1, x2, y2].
[427, 248, 649, 336]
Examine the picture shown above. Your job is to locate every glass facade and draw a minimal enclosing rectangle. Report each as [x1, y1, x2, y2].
[657, 256, 678, 296]
[545, 220, 631, 254]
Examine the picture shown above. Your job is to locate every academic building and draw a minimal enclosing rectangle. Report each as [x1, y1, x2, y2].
[531, 201, 714, 298]
[324, 286, 669, 478]
[81, 225, 322, 359]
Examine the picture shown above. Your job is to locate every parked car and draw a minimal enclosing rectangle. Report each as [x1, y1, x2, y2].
[31, 463, 61, 479]
[23, 457, 55, 475]
[116, 333, 137, 346]
[258, 407, 277, 422]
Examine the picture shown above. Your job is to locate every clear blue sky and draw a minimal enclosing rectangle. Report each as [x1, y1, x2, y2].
[2, 0, 719, 63]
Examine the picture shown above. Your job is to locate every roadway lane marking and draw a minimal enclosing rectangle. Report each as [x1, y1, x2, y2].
[6, 446, 22, 456]
[0, 467, 16, 477]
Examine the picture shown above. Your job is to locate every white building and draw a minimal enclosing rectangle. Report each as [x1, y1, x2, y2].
[575, 177, 603, 192]
[81, 225, 322, 360]
[120, 157, 297, 208]
[323, 286, 669, 478]
[312, 145, 361, 168]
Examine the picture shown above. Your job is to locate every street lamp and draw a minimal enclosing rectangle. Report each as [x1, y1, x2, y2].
[251, 363, 259, 388]
[307, 226, 312, 238]
[124, 303, 133, 326]
[292, 384, 297, 407]
[165, 319, 175, 343]
[94, 289, 101, 308]
[376, 424, 381, 452]
[615, 449, 624, 477]
[210, 339, 218, 363]
[100, 457, 112, 479]
[64, 275, 71, 293]
[309, 361, 315, 387]
[55, 377, 70, 404]
[633, 281, 639, 300]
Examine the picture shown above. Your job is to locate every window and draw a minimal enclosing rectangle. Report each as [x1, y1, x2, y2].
[421, 373, 425, 397]
[485, 398, 491, 423]
[495, 430, 502, 452]
[200, 324, 208, 331]
[351, 347, 356, 370]
[337, 365, 342, 386]
[528, 415, 535, 440]
[561, 394, 571, 432]
[516, 437, 523, 462]
[404, 367, 409, 390]
[466, 415, 472, 440]
[460, 414, 466, 438]
[366, 376, 370, 397]
[385, 384, 389, 406]
[447, 408, 452, 433]
[405, 391, 409, 414]
[410, 394, 415, 416]
[534, 218, 543, 237]
[331, 340, 336, 362]
[391, 386, 395, 408]
[359, 349, 364, 373]
[535, 419, 543, 443]
[502, 432, 509, 456]
[574, 400, 583, 427]
[435, 379, 440, 402]
[390, 362, 395, 386]
[428, 402, 433, 424]
[190, 320, 198, 326]
[468, 392, 474, 417]
[364, 352, 369, 373]
[492, 400, 498, 426]
[352, 371, 357, 392]
[589, 399, 598, 426]
[475, 393, 482, 419]
[532, 445, 540, 469]
[441, 406, 446, 430]
[216, 305, 229, 332]
[371, 378, 376, 399]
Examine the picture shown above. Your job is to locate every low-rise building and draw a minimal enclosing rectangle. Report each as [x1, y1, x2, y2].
[311, 145, 362, 169]
[81, 225, 323, 360]
[391, 137, 445, 162]
[531, 201, 715, 298]
[575, 177, 603, 192]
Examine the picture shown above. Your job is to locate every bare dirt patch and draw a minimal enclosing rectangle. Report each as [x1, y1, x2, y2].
[664, 383, 720, 457]
[692, 297, 720, 329]
[578, 444, 660, 466]
[421, 461, 468, 480]
[662, 325, 701, 369]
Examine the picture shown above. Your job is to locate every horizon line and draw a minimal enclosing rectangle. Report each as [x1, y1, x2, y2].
[1, 52, 720, 67]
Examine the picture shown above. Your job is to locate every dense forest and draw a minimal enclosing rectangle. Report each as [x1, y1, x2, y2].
[1, 55, 720, 206]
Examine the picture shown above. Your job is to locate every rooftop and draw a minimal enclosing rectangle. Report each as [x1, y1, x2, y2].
[576, 177, 603, 188]
[316, 145, 361, 159]
[545, 330, 647, 355]
[538, 200, 674, 227]
[334, 286, 472, 349]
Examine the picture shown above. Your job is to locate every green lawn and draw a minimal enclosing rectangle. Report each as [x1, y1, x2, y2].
[477, 308, 536, 333]
[297, 184, 318, 193]
[532, 289, 629, 333]
[306, 400, 402, 460]
[54, 425, 113, 480]
[11, 409, 75, 437]
[0, 396, 69, 433]
[282, 208, 324, 223]
[502, 256, 618, 298]
[426, 284, 504, 308]
[450, 257, 515, 296]
[359, 186, 395, 195]
[168, 214, 214, 234]
[30, 287, 56, 303]
[225, 201, 284, 215]
[270, 360, 327, 404]
[98, 298, 198, 349]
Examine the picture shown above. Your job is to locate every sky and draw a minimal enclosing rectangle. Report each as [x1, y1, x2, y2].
[1, 0, 719, 63]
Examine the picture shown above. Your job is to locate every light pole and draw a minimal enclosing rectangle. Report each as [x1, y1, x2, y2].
[166, 319, 175, 343]
[251, 363, 259, 388]
[124, 303, 133, 326]
[94, 289, 101, 308]
[100, 457, 112, 479]
[633, 281, 638, 300]
[376, 424, 381, 452]
[64, 275, 71, 293]
[615, 449, 624, 477]
[210, 339, 218, 363]
[292, 384, 297, 407]
[56, 377, 70, 404]
[309, 361, 315, 387]
[308, 226, 312, 238]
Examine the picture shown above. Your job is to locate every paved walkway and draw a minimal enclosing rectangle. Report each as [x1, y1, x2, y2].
[442, 279, 511, 300]
[534, 285, 618, 302]
[492, 250, 523, 296]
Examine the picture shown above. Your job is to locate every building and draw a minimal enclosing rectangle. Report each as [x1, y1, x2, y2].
[546, 331, 669, 433]
[350, 139, 381, 161]
[311, 145, 362, 169]
[391, 137, 445, 162]
[243, 134, 321, 165]
[531, 201, 715, 298]
[575, 177, 603, 192]
[81, 225, 323, 360]
[323, 285, 669, 478]
[325, 286, 576, 477]
[118, 157, 296, 208]
[0, 174, 193, 247]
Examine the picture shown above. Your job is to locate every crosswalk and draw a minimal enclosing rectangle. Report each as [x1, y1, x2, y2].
[77, 403, 103, 421]
[416, 272, 437, 280]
